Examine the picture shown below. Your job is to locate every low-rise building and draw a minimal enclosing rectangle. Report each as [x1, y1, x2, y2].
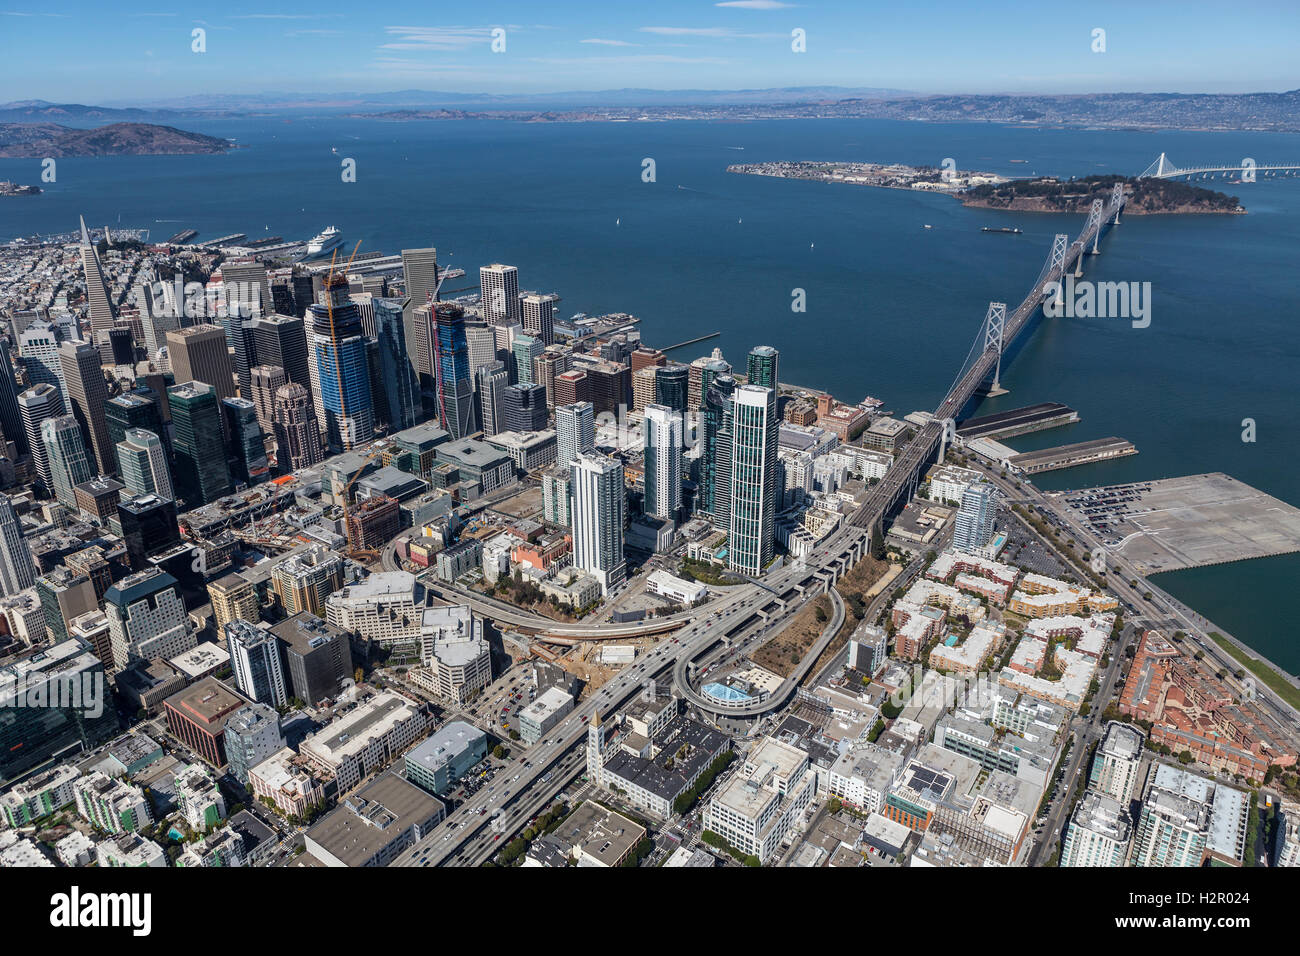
[404, 720, 487, 796]
[703, 736, 815, 863]
[304, 771, 445, 867]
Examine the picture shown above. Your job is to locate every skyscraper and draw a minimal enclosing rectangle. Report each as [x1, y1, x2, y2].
[503, 383, 547, 433]
[746, 346, 780, 391]
[521, 292, 560, 345]
[654, 363, 690, 414]
[116, 429, 174, 501]
[79, 216, 116, 341]
[701, 372, 736, 525]
[105, 389, 170, 464]
[0, 348, 25, 457]
[465, 323, 498, 378]
[511, 333, 543, 386]
[272, 382, 324, 473]
[104, 568, 195, 672]
[310, 275, 374, 451]
[480, 264, 520, 327]
[430, 302, 479, 440]
[41, 415, 94, 511]
[953, 481, 996, 552]
[0, 497, 35, 597]
[117, 494, 180, 571]
[222, 397, 269, 485]
[690, 354, 731, 412]
[533, 347, 571, 409]
[249, 365, 286, 430]
[643, 405, 683, 522]
[570, 452, 626, 594]
[555, 401, 595, 467]
[401, 246, 438, 395]
[166, 325, 236, 402]
[221, 257, 271, 321]
[58, 341, 115, 475]
[369, 297, 421, 432]
[18, 323, 68, 408]
[234, 313, 309, 399]
[476, 361, 509, 438]
[169, 381, 232, 507]
[225, 619, 288, 708]
[727, 385, 778, 575]
[17, 384, 64, 496]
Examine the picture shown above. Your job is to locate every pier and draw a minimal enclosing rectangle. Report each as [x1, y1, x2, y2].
[957, 402, 1078, 440]
[1006, 437, 1137, 475]
[661, 331, 721, 354]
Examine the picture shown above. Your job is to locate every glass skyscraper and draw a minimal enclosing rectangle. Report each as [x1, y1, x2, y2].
[169, 381, 232, 508]
[727, 385, 779, 575]
[746, 345, 780, 390]
[370, 296, 421, 432]
[310, 276, 374, 451]
[953, 481, 997, 552]
[431, 303, 479, 439]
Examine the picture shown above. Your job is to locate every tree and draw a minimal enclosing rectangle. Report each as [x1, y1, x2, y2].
[870, 525, 886, 561]
[353, 667, 364, 684]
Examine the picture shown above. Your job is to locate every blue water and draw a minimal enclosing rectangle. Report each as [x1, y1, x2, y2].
[3, 116, 1298, 666]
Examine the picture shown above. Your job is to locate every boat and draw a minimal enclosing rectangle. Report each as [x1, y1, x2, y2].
[982, 226, 1023, 234]
[923, 224, 933, 229]
[306, 226, 343, 257]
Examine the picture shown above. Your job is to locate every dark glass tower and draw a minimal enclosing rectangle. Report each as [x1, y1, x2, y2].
[168, 381, 232, 507]
[746, 345, 780, 390]
[654, 363, 689, 414]
[431, 303, 479, 439]
[702, 373, 737, 526]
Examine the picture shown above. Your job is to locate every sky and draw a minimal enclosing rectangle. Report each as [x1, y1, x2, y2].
[1, 0, 1297, 104]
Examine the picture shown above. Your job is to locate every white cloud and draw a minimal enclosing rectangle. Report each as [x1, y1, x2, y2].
[580, 38, 637, 47]
[716, 1, 796, 8]
[637, 26, 781, 39]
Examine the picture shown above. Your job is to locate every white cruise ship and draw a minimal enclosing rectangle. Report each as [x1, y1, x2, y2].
[306, 225, 343, 257]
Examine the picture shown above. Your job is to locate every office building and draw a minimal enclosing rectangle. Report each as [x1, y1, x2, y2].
[223, 397, 269, 485]
[511, 333, 543, 386]
[169, 381, 232, 507]
[727, 385, 779, 575]
[272, 612, 354, 707]
[404, 721, 487, 796]
[554, 369, 588, 407]
[953, 481, 997, 552]
[0, 639, 117, 785]
[504, 383, 547, 433]
[117, 493, 180, 571]
[166, 325, 236, 402]
[428, 303, 479, 440]
[570, 452, 626, 594]
[480, 264, 521, 326]
[18, 323, 68, 407]
[41, 415, 94, 511]
[688, 354, 730, 411]
[746, 345, 780, 390]
[655, 363, 689, 414]
[235, 313, 310, 399]
[0, 350, 23, 457]
[518, 687, 575, 745]
[555, 401, 595, 467]
[533, 347, 571, 408]
[162, 677, 251, 768]
[17, 384, 63, 495]
[632, 366, 658, 414]
[521, 292, 559, 345]
[703, 736, 815, 864]
[476, 360, 509, 437]
[643, 405, 683, 523]
[208, 572, 259, 634]
[305, 770, 444, 867]
[272, 382, 324, 472]
[299, 691, 431, 794]
[116, 428, 173, 500]
[369, 297, 421, 432]
[223, 703, 286, 785]
[272, 546, 344, 618]
[221, 257, 271, 320]
[700, 372, 736, 524]
[226, 619, 289, 708]
[105, 389, 169, 462]
[583, 360, 630, 417]
[0, 498, 35, 597]
[35, 568, 97, 646]
[79, 216, 116, 340]
[104, 568, 195, 671]
[414, 608, 491, 705]
[58, 340, 115, 475]
[73, 476, 123, 524]
[310, 275, 374, 451]
[249, 364, 286, 429]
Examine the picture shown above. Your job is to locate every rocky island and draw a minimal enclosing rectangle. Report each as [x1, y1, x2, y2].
[0, 122, 234, 158]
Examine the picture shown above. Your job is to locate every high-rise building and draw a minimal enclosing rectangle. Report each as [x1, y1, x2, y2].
[746, 345, 780, 391]
[223, 703, 285, 786]
[1130, 764, 1222, 868]
[310, 276, 374, 451]
[58, 341, 115, 475]
[511, 333, 543, 386]
[249, 364, 286, 430]
[225, 619, 288, 708]
[0, 498, 35, 597]
[465, 323, 498, 378]
[271, 547, 344, 618]
[1089, 721, 1145, 805]
[272, 382, 324, 473]
[19, 323, 69, 408]
[555, 401, 595, 467]
[476, 361, 509, 438]
[401, 246, 438, 396]
[503, 383, 547, 433]
[234, 313, 309, 399]
[953, 481, 996, 552]
[584, 361, 630, 417]
[643, 405, 683, 522]
[630, 347, 666, 374]
[700, 371, 737, 523]
[632, 366, 658, 415]
[117, 494, 180, 571]
[689, 354, 731, 412]
[272, 612, 354, 707]
[0, 349, 25, 457]
[207, 573, 258, 634]
[727, 385, 778, 575]
[79, 216, 116, 341]
[169, 381, 232, 508]
[115, 428, 173, 500]
[221, 258, 271, 322]
[521, 292, 559, 345]
[41, 415, 94, 511]
[17, 384, 63, 495]
[533, 347, 571, 408]
[222, 398, 269, 485]
[105, 390, 169, 464]
[554, 369, 588, 408]
[166, 325, 236, 402]
[1060, 790, 1132, 867]
[541, 466, 571, 527]
[369, 297, 421, 432]
[654, 363, 689, 414]
[480, 264, 520, 327]
[104, 568, 195, 672]
[570, 453, 626, 594]
[429, 303, 479, 440]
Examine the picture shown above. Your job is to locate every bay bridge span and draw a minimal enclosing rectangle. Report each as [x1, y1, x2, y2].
[1140, 152, 1300, 180]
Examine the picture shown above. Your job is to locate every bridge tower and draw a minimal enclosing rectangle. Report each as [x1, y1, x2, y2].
[983, 301, 1008, 396]
[1111, 183, 1125, 224]
[1088, 198, 1106, 254]
[1073, 240, 1086, 278]
[1046, 233, 1069, 310]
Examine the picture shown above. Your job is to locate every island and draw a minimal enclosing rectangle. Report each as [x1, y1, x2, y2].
[0, 122, 234, 158]
[728, 162, 1244, 214]
[0, 180, 41, 197]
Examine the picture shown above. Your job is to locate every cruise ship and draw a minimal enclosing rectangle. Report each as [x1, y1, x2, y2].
[306, 225, 343, 257]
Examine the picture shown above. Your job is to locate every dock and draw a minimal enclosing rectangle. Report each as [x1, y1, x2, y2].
[661, 331, 721, 355]
[1007, 437, 1136, 475]
[958, 402, 1078, 440]
[165, 228, 198, 244]
[201, 233, 247, 248]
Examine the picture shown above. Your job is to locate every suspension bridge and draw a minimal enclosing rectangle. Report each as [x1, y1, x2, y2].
[1139, 152, 1300, 180]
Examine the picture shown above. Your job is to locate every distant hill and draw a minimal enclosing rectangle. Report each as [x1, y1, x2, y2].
[0, 122, 233, 157]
